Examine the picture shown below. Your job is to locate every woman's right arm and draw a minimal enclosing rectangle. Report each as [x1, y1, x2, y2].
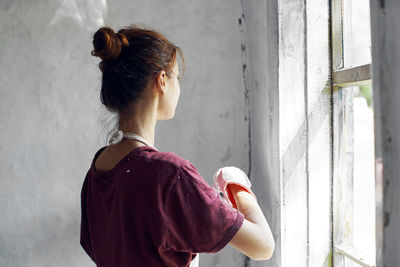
[228, 184, 275, 260]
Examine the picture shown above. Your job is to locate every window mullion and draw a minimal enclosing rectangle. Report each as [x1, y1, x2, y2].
[333, 64, 372, 88]
[335, 243, 375, 267]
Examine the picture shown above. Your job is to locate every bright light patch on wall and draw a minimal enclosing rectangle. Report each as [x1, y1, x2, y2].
[50, 0, 107, 31]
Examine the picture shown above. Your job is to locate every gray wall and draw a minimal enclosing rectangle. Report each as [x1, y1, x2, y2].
[241, 1, 281, 266]
[0, 1, 253, 266]
[370, 0, 400, 266]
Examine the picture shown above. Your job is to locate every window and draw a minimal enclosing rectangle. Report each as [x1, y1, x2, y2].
[331, 0, 375, 266]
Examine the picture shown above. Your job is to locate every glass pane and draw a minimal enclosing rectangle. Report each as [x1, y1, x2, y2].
[343, 0, 372, 68]
[344, 257, 363, 267]
[333, 85, 376, 267]
[333, 86, 355, 266]
[345, 257, 356, 267]
[352, 85, 376, 264]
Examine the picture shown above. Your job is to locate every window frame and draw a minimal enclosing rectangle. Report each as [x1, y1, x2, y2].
[331, 0, 374, 266]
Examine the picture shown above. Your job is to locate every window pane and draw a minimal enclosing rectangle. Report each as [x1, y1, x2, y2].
[333, 85, 376, 267]
[353, 85, 375, 264]
[343, 0, 372, 68]
[333, 86, 355, 266]
[344, 257, 364, 267]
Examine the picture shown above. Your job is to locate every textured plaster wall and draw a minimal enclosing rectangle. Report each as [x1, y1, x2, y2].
[370, 0, 400, 266]
[240, 1, 281, 266]
[0, 1, 251, 266]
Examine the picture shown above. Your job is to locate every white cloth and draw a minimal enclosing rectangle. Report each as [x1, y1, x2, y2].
[212, 166, 257, 206]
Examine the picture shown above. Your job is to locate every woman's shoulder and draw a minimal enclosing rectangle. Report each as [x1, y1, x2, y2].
[144, 148, 193, 171]
[138, 147, 202, 185]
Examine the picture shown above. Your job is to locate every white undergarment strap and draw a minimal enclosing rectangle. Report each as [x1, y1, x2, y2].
[109, 130, 158, 151]
[123, 132, 152, 148]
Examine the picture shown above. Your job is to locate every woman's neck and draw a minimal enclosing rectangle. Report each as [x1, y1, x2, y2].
[118, 98, 158, 147]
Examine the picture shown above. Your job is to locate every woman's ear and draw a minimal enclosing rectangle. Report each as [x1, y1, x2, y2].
[154, 70, 167, 94]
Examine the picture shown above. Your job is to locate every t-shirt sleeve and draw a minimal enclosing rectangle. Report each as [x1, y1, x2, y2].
[164, 161, 245, 253]
[80, 174, 95, 262]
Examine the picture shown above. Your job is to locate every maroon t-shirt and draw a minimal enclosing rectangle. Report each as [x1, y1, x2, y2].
[80, 146, 244, 267]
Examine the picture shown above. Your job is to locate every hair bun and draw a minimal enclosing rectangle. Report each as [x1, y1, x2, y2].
[91, 27, 129, 61]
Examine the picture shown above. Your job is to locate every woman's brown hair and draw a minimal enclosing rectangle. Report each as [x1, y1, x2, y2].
[91, 25, 185, 113]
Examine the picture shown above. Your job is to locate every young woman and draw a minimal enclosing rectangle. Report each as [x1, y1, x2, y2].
[80, 25, 274, 267]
